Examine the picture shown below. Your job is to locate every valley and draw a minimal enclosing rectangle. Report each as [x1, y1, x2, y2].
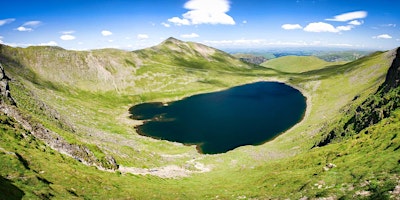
[0, 38, 399, 199]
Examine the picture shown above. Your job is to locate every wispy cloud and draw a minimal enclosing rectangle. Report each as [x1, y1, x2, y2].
[0, 18, 15, 26]
[16, 20, 42, 32]
[22, 21, 41, 27]
[281, 24, 302, 30]
[168, 0, 235, 26]
[101, 30, 113, 36]
[137, 34, 149, 39]
[180, 33, 199, 38]
[326, 11, 367, 22]
[38, 41, 58, 46]
[204, 39, 355, 48]
[381, 24, 396, 28]
[204, 39, 266, 46]
[61, 30, 75, 34]
[2, 40, 57, 47]
[161, 22, 171, 28]
[373, 34, 392, 39]
[60, 34, 76, 40]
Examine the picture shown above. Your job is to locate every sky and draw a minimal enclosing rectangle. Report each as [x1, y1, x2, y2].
[0, 0, 399, 51]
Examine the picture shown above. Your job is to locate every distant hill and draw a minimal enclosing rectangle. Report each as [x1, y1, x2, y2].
[261, 55, 344, 73]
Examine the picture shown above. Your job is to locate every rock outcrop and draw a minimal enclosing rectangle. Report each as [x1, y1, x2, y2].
[381, 47, 400, 92]
[0, 63, 15, 105]
[239, 56, 268, 65]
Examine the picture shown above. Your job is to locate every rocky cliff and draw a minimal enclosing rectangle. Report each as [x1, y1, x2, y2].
[382, 47, 400, 91]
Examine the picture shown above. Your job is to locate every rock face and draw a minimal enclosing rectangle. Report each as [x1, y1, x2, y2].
[0, 63, 118, 170]
[239, 56, 268, 65]
[0, 63, 15, 105]
[382, 47, 400, 92]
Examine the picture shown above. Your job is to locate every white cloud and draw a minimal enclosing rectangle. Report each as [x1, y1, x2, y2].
[168, 17, 190, 26]
[16, 26, 33, 32]
[101, 30, 113, 36]
[373, 34, 392, 39]
[242, 20, 247, 24]
[304, 22, 339, 33]
[22, 21, 41, 27]
[137, 34, 149, 39]
[0, 18, 15, 26]
[61, 30, 75, 34]
[38, 41, 58, 46]
[15, 20, 42, 32]
[161, 22, 171, 28]
[348, 20, 363, 26]
[282, 24, 303, 30]
[303, 22, 355, 33]
[168, 0, 235, 26]
[336, 25, 353, 31]
[180, 33, 199, 38]
[60, 34, 76, 40]
[326, 11, 367, 22]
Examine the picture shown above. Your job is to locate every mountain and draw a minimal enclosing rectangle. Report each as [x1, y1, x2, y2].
[0, 39, 399, 199]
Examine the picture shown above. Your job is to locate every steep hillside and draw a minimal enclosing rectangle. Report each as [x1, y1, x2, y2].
[0, 40, 399, 199]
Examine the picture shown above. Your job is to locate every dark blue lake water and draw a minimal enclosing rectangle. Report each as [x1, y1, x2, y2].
[129, 82, 306, 154]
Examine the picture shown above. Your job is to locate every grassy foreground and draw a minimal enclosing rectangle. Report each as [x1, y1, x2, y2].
[0, 40, 399, 199]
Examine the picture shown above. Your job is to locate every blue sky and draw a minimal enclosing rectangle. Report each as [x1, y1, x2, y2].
[0, 0, 399, 50]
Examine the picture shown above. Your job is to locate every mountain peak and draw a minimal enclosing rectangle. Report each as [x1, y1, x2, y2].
[162, 37, 183, 44]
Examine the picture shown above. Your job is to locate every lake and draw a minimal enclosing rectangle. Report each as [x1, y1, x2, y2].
[129, 81, 306, 154]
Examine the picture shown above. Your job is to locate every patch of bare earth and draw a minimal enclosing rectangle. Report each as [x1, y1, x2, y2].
[118, 156, 211, 178]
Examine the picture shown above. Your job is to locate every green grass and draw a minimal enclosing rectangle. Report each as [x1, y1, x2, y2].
[0, 41, 399, 199]
[261, 55, 345, 73]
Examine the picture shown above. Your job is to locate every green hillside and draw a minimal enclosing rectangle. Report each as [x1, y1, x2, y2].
[0, 39, 399, 199]
[261, 55, 345, 73]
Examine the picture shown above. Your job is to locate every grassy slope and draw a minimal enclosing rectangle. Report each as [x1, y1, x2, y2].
[261, 55, 346, 73]
[0, 40, 398, 199]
